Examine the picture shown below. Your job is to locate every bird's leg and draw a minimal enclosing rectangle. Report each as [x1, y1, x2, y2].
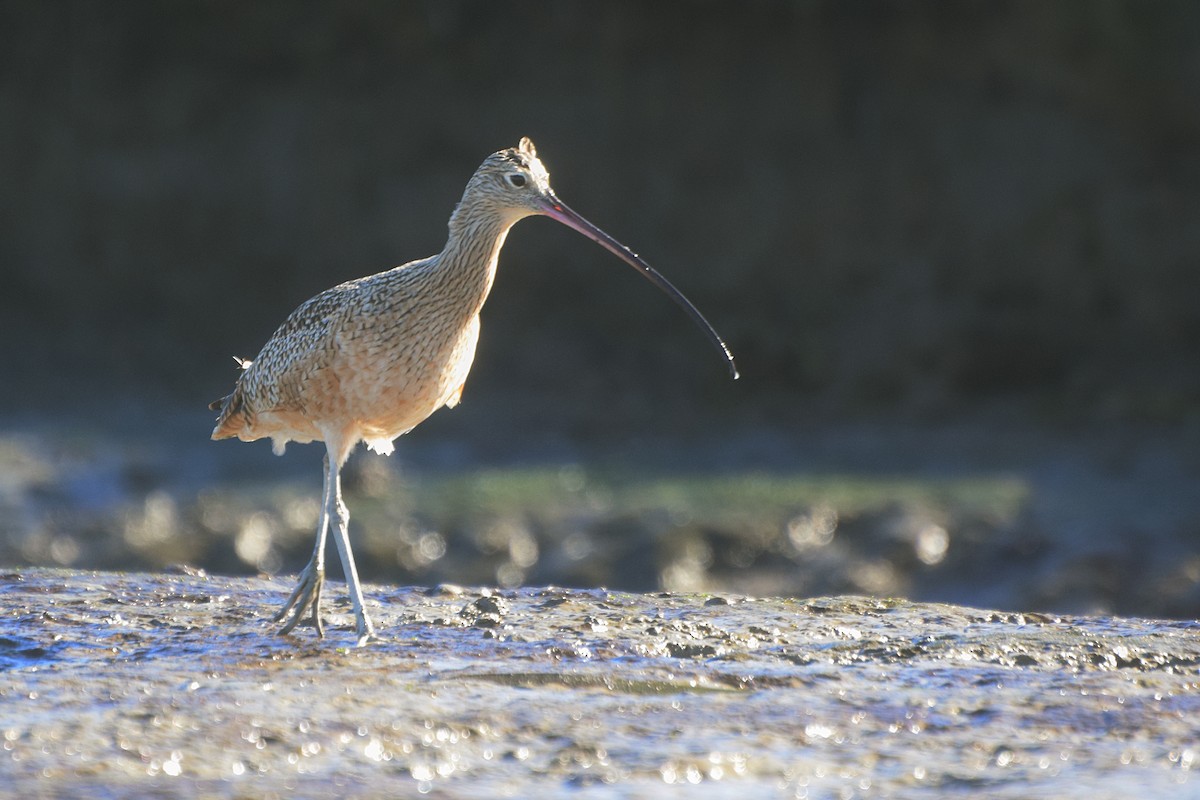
[327, 461, 377, 645]
[274, 454, 333, 636]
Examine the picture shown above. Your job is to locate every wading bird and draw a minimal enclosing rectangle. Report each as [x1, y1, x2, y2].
[210, 138, 736, 644]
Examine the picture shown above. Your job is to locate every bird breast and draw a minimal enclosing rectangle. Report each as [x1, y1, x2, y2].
[340, 308, 482, 444]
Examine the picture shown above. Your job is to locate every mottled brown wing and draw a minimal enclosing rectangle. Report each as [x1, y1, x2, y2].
[210, 281, 360, 440]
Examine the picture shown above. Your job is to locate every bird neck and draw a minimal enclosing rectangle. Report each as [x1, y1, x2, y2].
[435, 205, 519, 313]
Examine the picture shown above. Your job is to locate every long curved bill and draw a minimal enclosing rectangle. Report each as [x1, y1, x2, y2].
[537, 191, 739, 380]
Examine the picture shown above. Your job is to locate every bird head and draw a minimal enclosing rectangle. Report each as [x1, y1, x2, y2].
[455, 138, 739, 380]
[457, 137, 557, 224]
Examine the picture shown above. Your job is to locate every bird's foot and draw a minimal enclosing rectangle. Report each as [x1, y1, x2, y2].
[353, 611, 380, 647]
[274, 564, 326, 638]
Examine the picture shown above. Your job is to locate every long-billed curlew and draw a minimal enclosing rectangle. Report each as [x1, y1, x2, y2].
[210, 138, 736, 644]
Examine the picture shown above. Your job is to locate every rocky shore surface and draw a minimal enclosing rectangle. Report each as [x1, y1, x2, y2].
[2, 568, 1197, 798]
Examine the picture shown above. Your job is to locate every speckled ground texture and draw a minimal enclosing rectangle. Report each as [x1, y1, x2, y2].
[1, 569, 1197, 799]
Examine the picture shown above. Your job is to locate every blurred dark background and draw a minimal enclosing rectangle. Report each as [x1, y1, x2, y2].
[1, 1, 1199, 618]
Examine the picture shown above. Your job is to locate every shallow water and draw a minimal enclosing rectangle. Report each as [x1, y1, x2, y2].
[1, 569, 1196, 798]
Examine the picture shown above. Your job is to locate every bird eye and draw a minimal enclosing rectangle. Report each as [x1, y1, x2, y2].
[506, 173, 527, 188]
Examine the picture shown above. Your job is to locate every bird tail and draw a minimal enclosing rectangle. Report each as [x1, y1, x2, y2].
[209, 357, 253, 440]
[209, 388, 247, 440]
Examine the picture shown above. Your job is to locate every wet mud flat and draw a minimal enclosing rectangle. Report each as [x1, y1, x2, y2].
[1, 569, 1197, 798]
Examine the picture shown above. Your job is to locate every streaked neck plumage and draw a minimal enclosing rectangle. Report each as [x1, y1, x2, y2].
[433, 193, 528, 316]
